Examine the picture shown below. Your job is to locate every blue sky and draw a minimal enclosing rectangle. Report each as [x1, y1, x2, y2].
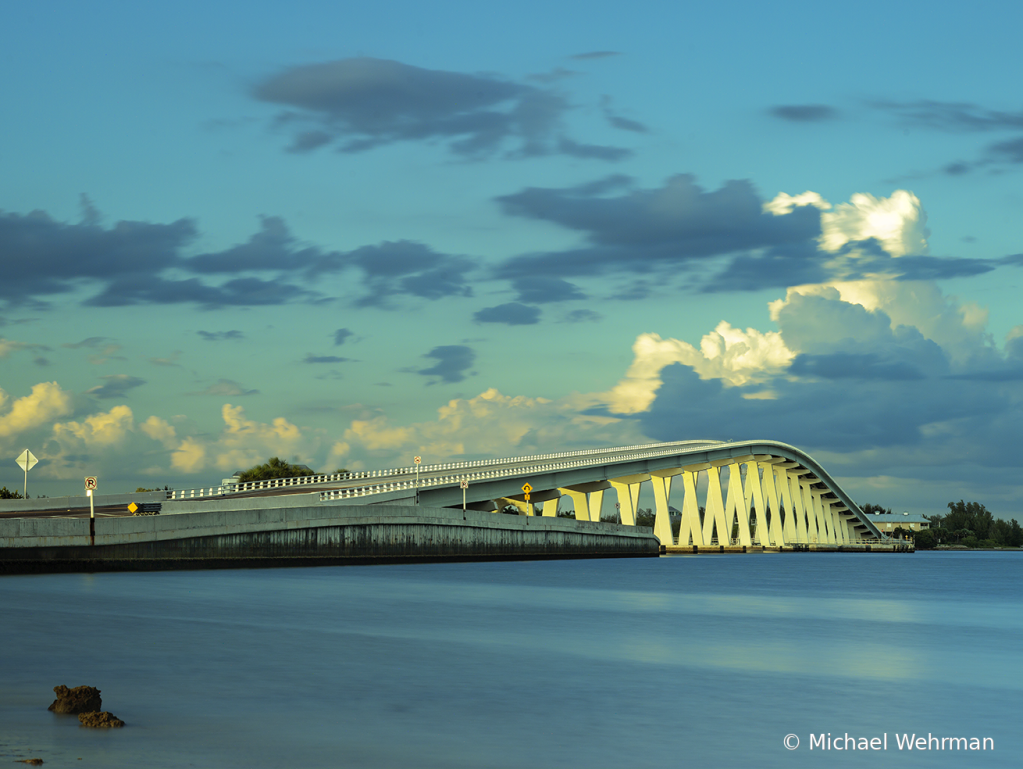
[3, 0, 1023, 517]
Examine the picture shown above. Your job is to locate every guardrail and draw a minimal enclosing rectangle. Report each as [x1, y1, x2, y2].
[166, 439, 722, 501]
[317, 442, 722, 502]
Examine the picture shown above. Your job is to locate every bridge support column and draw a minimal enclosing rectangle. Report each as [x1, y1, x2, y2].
[650, 469, 684, 546]
[559, 482, 610, 523]
[724, 463, 753, 547]
[702, 466, 730, 545]
[609, 474, 648, 527]
[743, 463, 768, 546]
[760, 464, 786, 543]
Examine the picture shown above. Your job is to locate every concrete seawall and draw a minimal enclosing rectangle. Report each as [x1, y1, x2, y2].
[0, 497, 659, 574]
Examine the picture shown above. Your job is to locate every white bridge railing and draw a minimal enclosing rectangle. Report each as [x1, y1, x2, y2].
[317, 442, 722, 502]
[165, 440, 721, 501]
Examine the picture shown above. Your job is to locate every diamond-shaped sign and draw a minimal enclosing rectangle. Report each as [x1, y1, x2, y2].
[522, 483, 532, 493]
[16, 449, 38, 472]
[128, 502, 139, 514]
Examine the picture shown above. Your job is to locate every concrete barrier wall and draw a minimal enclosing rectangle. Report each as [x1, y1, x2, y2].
[0, 502, 659, 573]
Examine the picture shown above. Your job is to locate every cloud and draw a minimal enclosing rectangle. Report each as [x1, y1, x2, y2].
[52, 404, 134, 448]
[0, 337, 50, 358]
[815, 190, 929, 257]
[190, 379, 260, 397]
[418, 345, 476, 383]
[596, 324, 794, 414]
[86, 374, 147, 399]
[337, 240, 476, 307]
[769, 105, 838, 122]
[570, 51, 621, 60]
[0, 209, 195, 305]
[989, 136, 1023, 164]
[171, 404, 309, 474]
[561, 309, 602, 323]
[0, 382, 74, 441]
[473, 303, 541, 325]
[303, 354, 349, 364]
[197, 330, 245, 342]
[140, 416, 177, 447]
[512, 276, 586, 303]
[494, 174, 822, 279]
[253, 57, 628, 161]
[330, 386, 647, 470]
[333, 328, 353, 346]
[872, 100, 1023, 132]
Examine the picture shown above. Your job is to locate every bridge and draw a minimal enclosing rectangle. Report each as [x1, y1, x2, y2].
[169, 438, 886, 547]
[1, 440, 900, 574]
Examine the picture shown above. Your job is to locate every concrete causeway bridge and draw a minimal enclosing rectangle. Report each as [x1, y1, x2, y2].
[1, 439, 904, 574]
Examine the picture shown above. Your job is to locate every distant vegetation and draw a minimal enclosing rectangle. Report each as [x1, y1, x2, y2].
[0, 486, 25, 499]
[237, 457, 317, 482]
[916, 500, 1023, 549]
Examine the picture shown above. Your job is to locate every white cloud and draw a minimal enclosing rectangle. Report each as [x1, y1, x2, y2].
[141, 415, 177, 447]
[53, 405, 135, 447]
[170, 404, 310, 474]
[0, 382, 74, 442]
[599, 324, 794, 414]
[331, 387, 648, 469]
[763, 190, 831, 216]
[818, 190, 929, 258]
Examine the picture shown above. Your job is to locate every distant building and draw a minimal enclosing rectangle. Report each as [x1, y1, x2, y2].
[867, 513, 930, 535]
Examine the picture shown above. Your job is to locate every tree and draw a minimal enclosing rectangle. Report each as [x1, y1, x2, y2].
[861, 503, 893, 515]
[945, 500, 994, 541]
[237, 457, 317, 482]
[0, 486, 25, 499]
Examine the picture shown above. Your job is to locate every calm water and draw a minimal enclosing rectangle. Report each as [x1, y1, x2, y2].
[1, 552, 1020, 768]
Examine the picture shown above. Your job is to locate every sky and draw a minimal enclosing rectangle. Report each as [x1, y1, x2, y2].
[2, 0, 1023, 517]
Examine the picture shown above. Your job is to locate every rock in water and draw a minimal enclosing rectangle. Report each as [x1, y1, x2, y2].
[48, 685, 102, 714]
[78, 711, 125, 728]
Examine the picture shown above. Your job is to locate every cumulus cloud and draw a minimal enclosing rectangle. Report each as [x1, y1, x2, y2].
[418, 345, 476, 383]
[597, 324, 794, 414]
[330, 387, 648, 470]
[817, 190, 929, 257]
[252, 57, 628, 161]
[171, 404, 308, 474]
[0, 382, 74, 441]
[53, 405, 134, 447]
[140, 415, 177, 447]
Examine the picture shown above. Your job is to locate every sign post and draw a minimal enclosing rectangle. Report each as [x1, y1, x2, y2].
[85, 477, 97, 545]
[460, 479, 468, 511]
[522, 483, 533, 516]
[16, 449, 38, 498]
[414, 456, 422, 505]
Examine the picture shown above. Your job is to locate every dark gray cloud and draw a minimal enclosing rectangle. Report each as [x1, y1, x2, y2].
[1, 205, 482, 310]
[188, 216, 329, 273]
[253, 57, 628, 161]
[512, 276, 586, 303]
[989, 136, 1023, 163]
[873, 100, 1023, 132]
[561, 309, 602, 323]
[527, 67, 577, 84]
[789, 353, 925, 381]
[335, 240, 476, 307]
[769, 105, 838, 122]
[304, 354, 349, 364]
[333, 328, 353, 346]
[0, 209, 195, 305]
[86, 374, 147, 399]
[495, 174, 822, 280]
[571, 51, 621, 60]
[190, 379, 259, 397]
[197, 330, 245, 342]
[62, 337, 112, 349]
[418, 345, 476, 383]
[84, 275, 315, 308]
[702, 242, 829, 293]
[473, 303, 541, 325]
